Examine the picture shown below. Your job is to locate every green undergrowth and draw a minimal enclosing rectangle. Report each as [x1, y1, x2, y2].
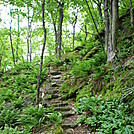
[0, 62, 62, 133]
[75, 96, 134, 133]
[59, 31, 134, 133]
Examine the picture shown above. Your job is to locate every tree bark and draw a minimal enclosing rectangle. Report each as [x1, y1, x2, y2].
[51, 11, 58, 54]
[85, 0, 104, 50]
[107, 0, 112, 62]
[0, 42, 5, 69]
[27, 7, 30, 62]
[10, 7, 15, 66]
[85, 0, 99, 35]
[56, 0, 64, 59]
[36, 0, 47, 105]
[73, 13, 78, 50]
[104, 0, 109, 52]
[84, 24, 87, 41]
[16, 9, 20, 62]
[29, 9, 34, 63]
[29, 22, 32, 63]
[90, 0, 99, 25]
[107, 0, 119, 63]
[129, 0, 134, 27]
[112, 0, 118, 52]
[92, 0, 103, 20]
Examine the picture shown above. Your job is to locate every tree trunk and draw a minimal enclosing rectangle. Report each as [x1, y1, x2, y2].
[27, 7, 30, 62]
[51, 11, 58, 54]
[90, 0, 99, 25]
[29, 9, 34, 63]
[104, 0, 109, 52]
[98, 2, 102, 19]
[112, 0, 118, 52]
[92, 0, 103, 23]
[16, 9, 19, 62]
[129, 0, 134, 27]
[0, 43, 5, 69]
[36, 0, 47, 105]
[107, 0, 118, 63]
[84, 24, 87, 41]
[85, 0, 104, 50]
[56, 0, 64, 59]
[10, 7, 15, 66]
[107, 0, 112, 63]
[29, 22, 32, 63]
[85, 0, 99, 35]
[73, 13, 77, 50]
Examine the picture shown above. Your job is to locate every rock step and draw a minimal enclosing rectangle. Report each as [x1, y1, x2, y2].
[51, 75, 62, 79]
[54, 106, 71, 111]
[44, 88, 59, 94]
[50, 71, 61, 75]
[45, 94, 62, 100]
[62, 111, 75, 117]
[52, 102, 68, 107]
[51, 82, 60, 87]
[51, 79, 64, 84]
[49, 99, 63, 104]
[61, 123, 77, 129]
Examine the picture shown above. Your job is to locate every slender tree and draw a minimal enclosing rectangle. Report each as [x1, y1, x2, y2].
[85, 0, 99, 35]
[29, 22, 32, 63]
[112, 0, 118, 52]
[129, 0, 134, 27]
[51, 10, 58, 54]
[72, 11, 78, 50]
[29, 9, 34, 63]
[85, 0, 104, 50]
[84, 24, 87, 41]
[16, 8, 20, 62]
[56, 0, 64, 59]
[0, 40, 5, 69]
[10, 7, 15, 66]
[27, 7, 30, 62]
[104, 0, 109, 52]
[92, 0, 102, 19]
[106, 0, 119, 63]
[36, 0, 47, 105]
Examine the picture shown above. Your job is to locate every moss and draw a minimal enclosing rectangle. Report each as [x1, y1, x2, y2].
[60, 81, 70, 93]
[83, 45, 100, 60]
[53, 126, 63, 134]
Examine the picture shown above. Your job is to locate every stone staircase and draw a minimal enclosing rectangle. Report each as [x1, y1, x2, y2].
[39, 66, 89, 134]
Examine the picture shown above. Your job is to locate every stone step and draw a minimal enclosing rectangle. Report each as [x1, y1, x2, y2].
[45, 94, 61, 100]
[51, 75, 62, 79]
[50, 71, 61, 75]
[51, 79, 64, 85]
[62, 111, 75, 117]
[54, 106, 71, 111]
[50, 99, 63, 104]
[61, 123, 77, 129]
[44, 88, 59, 94]
[52, 102, 68, 107]
[51, 82, 60, 87]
